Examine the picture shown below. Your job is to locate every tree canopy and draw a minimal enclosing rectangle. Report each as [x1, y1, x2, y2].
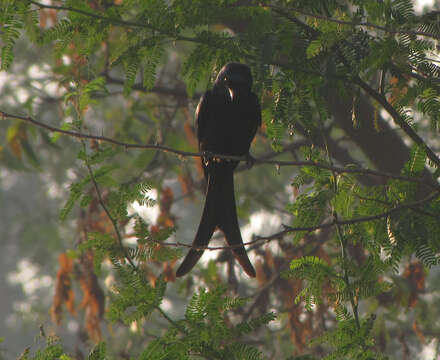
[1, 0, 440, 359]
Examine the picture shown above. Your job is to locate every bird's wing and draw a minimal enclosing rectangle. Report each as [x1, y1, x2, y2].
[195, 90, 212, 147]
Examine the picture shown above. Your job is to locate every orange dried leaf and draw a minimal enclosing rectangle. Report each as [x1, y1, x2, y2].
[184, 121, 198, 149]
[78, 251, 105, 343]
[195, 158, 205, 178]
[51, 253, 76, 325]
[163, 217, 175, 227]
[150, 225, 160, 234]
[160, 187, 174, 213]
[163, 261, 176, 282]
[412, 320, 425, 344]
[388, 76, 408, 105]
[403, 261, 425, 308]
[178, 174, 195, 201]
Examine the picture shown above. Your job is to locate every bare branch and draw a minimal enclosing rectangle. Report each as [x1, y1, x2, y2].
[1, 110, 437, 189]
[1, 110, 200, 156]
[152, 190, 440, 251]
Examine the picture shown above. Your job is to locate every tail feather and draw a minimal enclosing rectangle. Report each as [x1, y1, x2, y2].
[176, 165, 255, 278]
[175, 173, 218, 277]
[217, 171, 256, 278]
[175, 249, 205, 278]
[220, 224, 256, 278]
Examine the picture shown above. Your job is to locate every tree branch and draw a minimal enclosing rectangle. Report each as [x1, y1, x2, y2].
[353, 76, 440, 168]
[1, 110, 436, 189]
[103, 74, 199, 100]
[263, 3, 440, 40]
[150, 190, 439, 251]
[1, 110, 200, 155]
[265, 4, 436, 184]
[83, 146, 138, 271]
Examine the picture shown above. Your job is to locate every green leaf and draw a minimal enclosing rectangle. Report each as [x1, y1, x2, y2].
[87, 342, 106, 360]
[51, 122, 74, 143]
[306, 39, 323, 59]
[59, 183, 85, 221]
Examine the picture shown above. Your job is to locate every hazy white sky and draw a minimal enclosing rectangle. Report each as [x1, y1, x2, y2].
[415, 0, 435, 12]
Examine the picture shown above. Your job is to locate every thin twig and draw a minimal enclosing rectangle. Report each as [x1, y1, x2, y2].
[353, 77, 440, 168]
[262, 3, 440, 40]
[83, 142, 188, 332]
[244, 236, 327, 321]
[353, 192, 438, 218]
[261, 1, 440, 169]
[156, 306, 187, 334]
[2, 111, 438, 249]
[149, 190, 439, 251]
[1, 111, 200, 156]
[319, 109, 360, 330]
[1, 111, 437, 189]
[83, 145, 138, 270]
[29, 0, 203, 44]
[335, 210, 361, 330]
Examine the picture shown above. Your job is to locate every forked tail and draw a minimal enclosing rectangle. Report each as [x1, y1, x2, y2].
[176, 166, 255, 277]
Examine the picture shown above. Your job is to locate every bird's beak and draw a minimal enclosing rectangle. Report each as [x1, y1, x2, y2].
[228, 88, 234, 101]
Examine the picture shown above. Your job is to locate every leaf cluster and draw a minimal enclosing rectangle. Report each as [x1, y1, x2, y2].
[140, 286, 275, 360]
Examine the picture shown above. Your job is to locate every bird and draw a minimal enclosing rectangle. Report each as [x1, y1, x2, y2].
[176, 63, 261, 278]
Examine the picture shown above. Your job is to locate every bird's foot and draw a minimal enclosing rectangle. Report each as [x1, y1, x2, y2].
[245, 153, 256, 169]
[202, 150, 214, 166]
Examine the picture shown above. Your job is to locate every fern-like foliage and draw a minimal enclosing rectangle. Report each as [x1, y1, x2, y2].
[17, 335, 107, 360]
[17, 335, 70, 360]
[0, 1, 36, 71]
[287, 256, 341, 310]
[312, 314, 386, 360]
[139, 286, 275, 359]
[87, 343, 107, 360]
[107, 271, 167, 325]
[287, 253, 391, 358]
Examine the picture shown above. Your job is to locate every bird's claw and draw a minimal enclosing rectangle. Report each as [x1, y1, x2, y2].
[245, 153, 255, 169]
[202, 150, 215, 166]
[202, 150, 214, 159]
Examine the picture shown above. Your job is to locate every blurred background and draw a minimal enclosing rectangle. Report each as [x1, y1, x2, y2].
[0, 0, 439, 359]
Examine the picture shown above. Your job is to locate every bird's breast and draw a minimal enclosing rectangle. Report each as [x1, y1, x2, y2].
[200, 102, 255, 156]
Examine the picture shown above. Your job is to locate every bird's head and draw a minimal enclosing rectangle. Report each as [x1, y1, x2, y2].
[215, 63, 253, 97]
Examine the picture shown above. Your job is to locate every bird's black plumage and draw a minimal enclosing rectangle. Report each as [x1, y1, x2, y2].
[176, 63, 261, 278]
